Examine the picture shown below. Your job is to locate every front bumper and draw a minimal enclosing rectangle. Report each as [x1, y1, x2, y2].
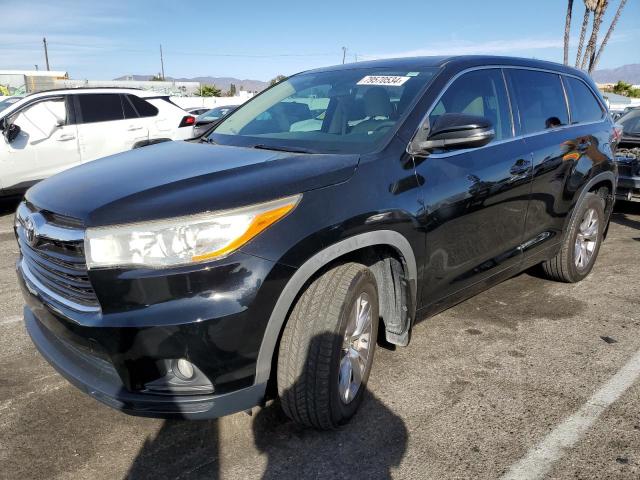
[615, 150, 640, 201]
[17, 250, 294, 419]
[24, 308, 265, 419]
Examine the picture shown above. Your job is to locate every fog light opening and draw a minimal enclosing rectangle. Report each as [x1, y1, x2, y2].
[174, 358, 195, 380]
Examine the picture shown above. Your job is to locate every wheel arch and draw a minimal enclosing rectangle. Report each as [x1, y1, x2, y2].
[254, 230, 417, 385]
[564, 171, 616, 234]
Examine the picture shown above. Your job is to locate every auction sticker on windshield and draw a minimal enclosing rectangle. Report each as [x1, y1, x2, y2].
[357, 75, 411, 86]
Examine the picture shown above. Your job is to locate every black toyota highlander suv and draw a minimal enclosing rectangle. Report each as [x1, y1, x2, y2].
[15, 56, 617, 429]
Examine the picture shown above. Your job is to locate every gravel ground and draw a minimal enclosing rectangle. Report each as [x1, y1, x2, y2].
[0, 198, 638, 480]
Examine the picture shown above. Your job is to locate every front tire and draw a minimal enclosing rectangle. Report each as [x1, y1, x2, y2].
[277, 262, 379, 429]
[541, 192, 605, 283]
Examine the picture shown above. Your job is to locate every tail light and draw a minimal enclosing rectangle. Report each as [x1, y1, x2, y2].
[179, 115, 196, 128]
[612, 123, 624, 145]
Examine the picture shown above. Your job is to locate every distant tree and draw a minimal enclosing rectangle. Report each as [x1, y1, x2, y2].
[568, 0, 629, 73]
[563, 0, 574, 65]
[227, 83, 237, 96]
[150, 73, 164, 81]
[269, 75, 287, 87]
[580, 0, 608, 70]
[612, 81, 640, 98]
[591, 0, 628, 71]
[196, 84, 222, 97]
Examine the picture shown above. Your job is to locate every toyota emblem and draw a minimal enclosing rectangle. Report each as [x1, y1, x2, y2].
[24, 215, 37, 246]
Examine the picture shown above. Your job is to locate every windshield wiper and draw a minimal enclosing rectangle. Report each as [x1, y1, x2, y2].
[252, 144, 315, 154]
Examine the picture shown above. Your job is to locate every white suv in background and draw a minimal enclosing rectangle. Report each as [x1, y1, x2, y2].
[0, 88, 195, 196]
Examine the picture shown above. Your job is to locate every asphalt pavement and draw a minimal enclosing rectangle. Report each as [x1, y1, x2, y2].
[1, 198, 639, 480]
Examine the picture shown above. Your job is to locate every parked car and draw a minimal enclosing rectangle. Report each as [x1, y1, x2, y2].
[0, 88, 195, 196]
[0, 96, 24, 113]
[614, 107, 640, 201]
[15, 56, 617, 429]
[193, 105, 238, 136]
[186, 107, 210, 116]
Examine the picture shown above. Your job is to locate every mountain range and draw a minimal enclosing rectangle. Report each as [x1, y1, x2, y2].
[114, 75, 268, 92]
[116, 63, 640, 91]
[591, 64, 640, 84]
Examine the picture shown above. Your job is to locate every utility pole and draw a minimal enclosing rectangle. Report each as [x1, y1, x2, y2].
[159, 44, 165, 80]
[342, 46, 347, 64]
[43, 37, 50, 71]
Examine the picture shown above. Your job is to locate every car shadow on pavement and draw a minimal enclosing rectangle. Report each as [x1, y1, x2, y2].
[611, 201, 640, 231]
[251, 393, 407, 480]
[125, 332, 408, 480]
[126, 419, 222, 479]
[0, 196, 21, 215]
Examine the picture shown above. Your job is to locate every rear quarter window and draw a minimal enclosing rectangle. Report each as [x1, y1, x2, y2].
[563, 76, 604, 124]
[127, 95, 159, 117]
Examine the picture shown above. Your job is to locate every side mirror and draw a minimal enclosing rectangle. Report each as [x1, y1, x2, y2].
[409, 113, 495, 155]
[3, 123, 20, 143]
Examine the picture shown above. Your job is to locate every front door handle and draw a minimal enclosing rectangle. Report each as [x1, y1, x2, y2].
[127, 126, 143, 131]
[57, 134, 76, 141]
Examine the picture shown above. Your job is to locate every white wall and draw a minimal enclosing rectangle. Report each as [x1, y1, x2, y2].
[171, 91, 254, 110]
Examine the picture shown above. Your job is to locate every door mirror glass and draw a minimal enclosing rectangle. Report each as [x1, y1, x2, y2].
[3, 123, 21, 143]
[410, 113, 495, 154]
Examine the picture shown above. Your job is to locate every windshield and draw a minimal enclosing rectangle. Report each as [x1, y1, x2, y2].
[619, 109, 640, 135]
[207, 67, 439, 154]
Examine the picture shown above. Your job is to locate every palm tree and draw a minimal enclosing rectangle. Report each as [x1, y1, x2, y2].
[564, 0, 574, 65]
[591, 0, 628, 72]
[575, 0, 598, 68]
[581, 0, 609, 70]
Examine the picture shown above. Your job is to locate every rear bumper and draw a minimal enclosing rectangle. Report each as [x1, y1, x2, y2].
[24, 307, 266, 419]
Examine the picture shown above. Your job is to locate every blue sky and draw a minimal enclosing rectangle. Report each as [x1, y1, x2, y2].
[0, 0, 638, 81]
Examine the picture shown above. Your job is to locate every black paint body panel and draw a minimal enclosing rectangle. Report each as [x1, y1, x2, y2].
[17, 56, 617, 418]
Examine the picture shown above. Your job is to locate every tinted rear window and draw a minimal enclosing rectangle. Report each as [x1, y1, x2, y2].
[77, 94, 124, 124]
[508, 70, 569, 135]
[128, 95, 159, 117]
[564, 77, 604, 124]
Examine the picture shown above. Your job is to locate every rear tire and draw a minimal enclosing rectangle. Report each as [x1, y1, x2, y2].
[541, 192, 605, 283]
[277, 262, 379, 429]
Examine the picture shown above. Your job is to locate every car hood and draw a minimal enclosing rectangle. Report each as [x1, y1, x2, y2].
[26, 141, 359, 226]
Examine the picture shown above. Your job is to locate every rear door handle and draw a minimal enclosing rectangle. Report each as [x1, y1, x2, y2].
[510, 159, 532, 176]
[127, 126, 143, 131]
[57, 134, 76, 141]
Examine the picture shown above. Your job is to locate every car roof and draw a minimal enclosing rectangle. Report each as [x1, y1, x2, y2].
[302, 55, 589, 79]
[21, 87, 164, 99]
[0, 88, 167, 118]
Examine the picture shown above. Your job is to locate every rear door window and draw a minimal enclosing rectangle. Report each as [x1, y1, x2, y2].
[507, 70, 569, 134]
[563, 77, 604, 124]
[77, 94, 125, 124]
[120, 95, 139, 119]
[429, 69, 513, 141]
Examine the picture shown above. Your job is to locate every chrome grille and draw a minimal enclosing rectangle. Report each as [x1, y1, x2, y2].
[16, 203, 100, 313]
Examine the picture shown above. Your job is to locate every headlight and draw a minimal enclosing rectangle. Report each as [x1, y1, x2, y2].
[85, 194, 301, 269]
